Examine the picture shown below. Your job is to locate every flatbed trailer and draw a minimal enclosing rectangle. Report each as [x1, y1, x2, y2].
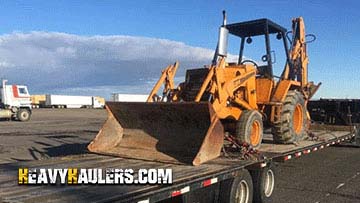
[0, 130, 356, 203]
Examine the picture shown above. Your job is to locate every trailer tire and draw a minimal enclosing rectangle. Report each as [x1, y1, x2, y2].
[17, 108, 31, 122]
[220, 170, 253, 203]
[251, 164, 275, 203]
[236, 110, 263, 149]
[272, 90, 307, 143]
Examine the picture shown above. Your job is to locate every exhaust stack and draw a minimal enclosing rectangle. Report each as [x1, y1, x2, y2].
[213, 10, 229, 64]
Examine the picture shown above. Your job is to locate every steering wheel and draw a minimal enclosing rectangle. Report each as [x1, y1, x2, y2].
[240, 60, 259, 69]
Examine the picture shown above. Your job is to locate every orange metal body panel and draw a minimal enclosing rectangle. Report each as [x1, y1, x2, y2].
[271, 80, 300, 102]
[255, 78, 274, 104]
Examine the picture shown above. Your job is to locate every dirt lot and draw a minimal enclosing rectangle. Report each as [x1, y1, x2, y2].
[0, 109, 106, 164]
[0, 108, 359, 202]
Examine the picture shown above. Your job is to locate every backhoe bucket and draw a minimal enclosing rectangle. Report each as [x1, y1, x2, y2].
[88, 102, 224, 165]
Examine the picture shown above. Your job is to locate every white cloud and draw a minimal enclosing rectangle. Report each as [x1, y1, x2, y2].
[0, 31, 243, 99]
[0, 61, 15, 68]
[0, 31, 222, 98]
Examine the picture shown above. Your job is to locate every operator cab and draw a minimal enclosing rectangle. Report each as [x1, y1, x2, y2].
[225, 18, 290, 79]
[182, 18, 292, 102]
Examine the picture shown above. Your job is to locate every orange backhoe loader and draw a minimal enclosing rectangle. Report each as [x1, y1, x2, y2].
[88, 12, 320, 165]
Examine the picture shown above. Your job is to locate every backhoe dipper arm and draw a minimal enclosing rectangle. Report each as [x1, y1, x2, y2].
[289, 17, 321, 99]
[289, 17, 308, 88]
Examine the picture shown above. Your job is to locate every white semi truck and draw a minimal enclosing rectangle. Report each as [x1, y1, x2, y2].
[0, 79, 32, 121]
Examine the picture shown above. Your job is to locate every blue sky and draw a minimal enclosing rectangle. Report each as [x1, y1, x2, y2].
[0, 1, 359, 98]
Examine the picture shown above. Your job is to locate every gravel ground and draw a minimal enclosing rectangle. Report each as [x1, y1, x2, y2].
[0, 108, 106, 164]
[0, 108, 359, 202]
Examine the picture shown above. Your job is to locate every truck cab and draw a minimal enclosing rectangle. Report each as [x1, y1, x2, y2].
[0, 79, 32, 121]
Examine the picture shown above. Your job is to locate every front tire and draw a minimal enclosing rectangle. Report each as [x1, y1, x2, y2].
[17, 108, 31, 122]
[236, 110, 263, 149]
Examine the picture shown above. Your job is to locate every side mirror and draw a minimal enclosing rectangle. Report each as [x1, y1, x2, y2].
[261, 51, 276, 64]
[261, 55, 268, 62]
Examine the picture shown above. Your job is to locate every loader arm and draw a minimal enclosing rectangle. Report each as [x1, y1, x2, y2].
[147, 62, 179, 102]
[194, 58, 227, 102]
[195, 57, 257, 120]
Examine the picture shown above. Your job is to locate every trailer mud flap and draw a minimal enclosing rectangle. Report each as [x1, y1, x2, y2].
[88, 102, 224, 165]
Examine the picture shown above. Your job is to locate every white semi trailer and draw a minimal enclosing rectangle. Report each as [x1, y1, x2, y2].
[45, 95, 104, 108]
[111, 93, 148, 102]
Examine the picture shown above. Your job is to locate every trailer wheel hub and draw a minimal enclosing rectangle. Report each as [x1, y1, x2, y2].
[264, 169, 275, 197]
[235, 180, 250, 203]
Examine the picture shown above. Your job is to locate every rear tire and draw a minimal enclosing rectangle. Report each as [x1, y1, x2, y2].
[220, 170, 253, 203]
[272, 90, 307, 143]
[251, 164, 276, 203]
[236, 110, 263, 149]
[17, 108, 31, 122]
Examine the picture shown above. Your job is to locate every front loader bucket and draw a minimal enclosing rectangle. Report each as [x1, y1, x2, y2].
[88, 102, 224, 165]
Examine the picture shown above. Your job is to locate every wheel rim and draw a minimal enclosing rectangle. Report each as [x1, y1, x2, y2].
[235, 180, 250, 203]
[21, 112, 29, 120]
[293, 104, 303, 134]
[250, 120, 261, 146]
[264, 169, 275, 197]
